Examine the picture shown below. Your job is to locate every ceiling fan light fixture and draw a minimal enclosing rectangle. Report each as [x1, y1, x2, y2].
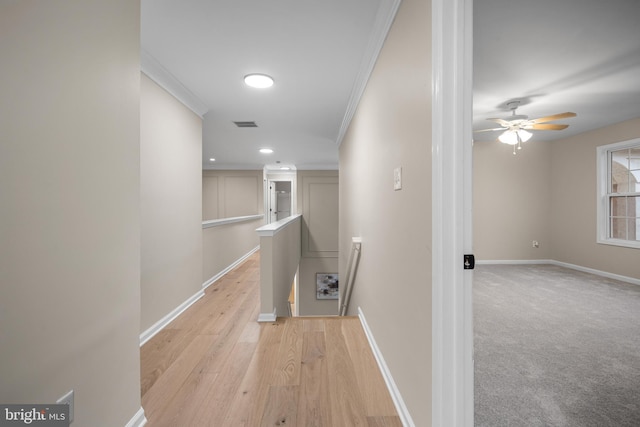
[244, 73, 274, 88]
[498, 130, 518, 145]
[498, 129, 532, 145]
[518, 129, 532, 142]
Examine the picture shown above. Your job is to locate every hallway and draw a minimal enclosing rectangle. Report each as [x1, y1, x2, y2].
[140, 252, 401, 426]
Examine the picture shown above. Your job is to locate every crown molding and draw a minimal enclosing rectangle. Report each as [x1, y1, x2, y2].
[335, 0, 402, 146]
[141, 49, 209, 118]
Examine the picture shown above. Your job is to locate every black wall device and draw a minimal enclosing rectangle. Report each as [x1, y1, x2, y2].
[464, 254, 475, 270]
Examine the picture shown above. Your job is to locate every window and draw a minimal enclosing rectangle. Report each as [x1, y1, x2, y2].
[597, 138, 640, 248]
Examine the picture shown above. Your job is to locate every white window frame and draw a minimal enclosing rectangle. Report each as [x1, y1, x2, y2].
[596, 137, 640, 249]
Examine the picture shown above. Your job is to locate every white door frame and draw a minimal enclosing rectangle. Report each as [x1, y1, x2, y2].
[267, 179, 294, 221]
[264, 174, 296, 224]
[432, 0, 474, 425]
[267, 180, 278, 224]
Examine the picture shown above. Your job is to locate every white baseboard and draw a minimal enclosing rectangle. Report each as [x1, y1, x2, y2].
[357, 307, 415, 427]
[139, 289, 204, 347]
[202, 245, 260, 289]
[476, 259, 553, 265]
[140, 246, 261, 347]
[124, 407, 147, 427]
[477, 259, 640, 286]
[549, 260, 640, 286]
[257, 308, 277, 322]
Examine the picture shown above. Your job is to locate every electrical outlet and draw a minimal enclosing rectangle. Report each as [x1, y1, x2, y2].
[57, 390, 74, 423]
[532, 240, 539, 248]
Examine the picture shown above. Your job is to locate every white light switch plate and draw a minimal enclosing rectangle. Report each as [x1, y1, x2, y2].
[394, 167, 402, 190]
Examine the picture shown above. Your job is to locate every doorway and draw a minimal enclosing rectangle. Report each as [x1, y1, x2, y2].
[268, 180, 292, 222]
[264, 168, 296, 225]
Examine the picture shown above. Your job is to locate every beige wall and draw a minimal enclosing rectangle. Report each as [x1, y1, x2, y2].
[473, 118, 640, 280]
[202, 170, 264, 288]
[473, 139, 552, 260]
[141, 74, 203, 332]
[0, 2, 142, 426]
[259, 217, 302, 317]
[297, 171, 339, 315]
[202, 219, 262, 284]
[339, 0, 432, 424]
[550, 118, 640, 279]
[202, 170, 263, 220]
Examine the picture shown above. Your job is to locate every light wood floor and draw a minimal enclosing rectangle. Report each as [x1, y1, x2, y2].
[141, 252, 401, 426]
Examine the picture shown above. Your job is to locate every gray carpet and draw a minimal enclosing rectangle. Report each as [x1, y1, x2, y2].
[474, 264, 640, 426]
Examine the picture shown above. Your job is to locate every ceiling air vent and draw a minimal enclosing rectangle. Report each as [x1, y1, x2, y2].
[233, 121, 258, 128]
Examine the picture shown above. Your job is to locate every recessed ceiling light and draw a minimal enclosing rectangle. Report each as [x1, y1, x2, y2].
[209, 158, 216, 162]
[244, 74, 274, 89]
[259, 148, 274, 154]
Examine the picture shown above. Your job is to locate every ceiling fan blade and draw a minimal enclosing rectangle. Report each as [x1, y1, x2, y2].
[526, 123, 570, 130]
[487, 118, 512, 127]
[474, 127, 506, 133]
[530, 112, 576, 124]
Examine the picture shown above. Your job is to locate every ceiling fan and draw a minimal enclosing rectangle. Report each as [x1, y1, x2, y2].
[476, 101, 576, 154]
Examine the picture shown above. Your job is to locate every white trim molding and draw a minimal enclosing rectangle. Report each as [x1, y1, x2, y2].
[257, 308, 277, 323]
[255, 214, 301, 237]
[141, 49, 208, 118]
[596, 138, 640, 249]
[141, 246, 265, 345]
[432, 0, 474, 425]
[202, 214, 264, 229]
[358, 307, 415, 427]
[476, 259, 553, 265]
[139, 289, 204, 347]
[336, 0, 402, 146]
[124, 407, 147, 427]
[551, 260, 640, 286]
[203, 246, 260, 289]
[478, 259, 640, 286]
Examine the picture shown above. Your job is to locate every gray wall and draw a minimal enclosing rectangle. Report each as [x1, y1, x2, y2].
[339, 0, 432, 424]
[0, 2, 143, 425]
[140, 74, 204, 333]
[474, 117, 640, 280]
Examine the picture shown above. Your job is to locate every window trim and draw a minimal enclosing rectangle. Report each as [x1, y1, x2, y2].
[596, 137, 640, 249]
